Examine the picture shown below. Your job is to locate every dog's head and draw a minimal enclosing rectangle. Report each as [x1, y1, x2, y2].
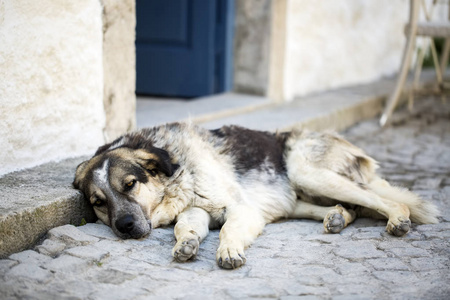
[73, 137, 179, 239]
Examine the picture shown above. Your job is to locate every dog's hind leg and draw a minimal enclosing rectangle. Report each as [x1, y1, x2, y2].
[367, 177, 439, 224]
[172, 207, 211, 262]
[289, 166, 412, 236]
[323, 204, 356, 233]
[290, 201, 356, 233]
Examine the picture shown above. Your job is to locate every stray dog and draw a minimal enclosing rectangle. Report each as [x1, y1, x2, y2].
[73, 123, 439, 269]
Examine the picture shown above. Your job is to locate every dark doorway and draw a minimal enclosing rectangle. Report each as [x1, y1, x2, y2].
[136, 0, 235, 98]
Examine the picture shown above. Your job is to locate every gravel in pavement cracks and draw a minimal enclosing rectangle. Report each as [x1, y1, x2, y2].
[1, 97, 449, 299]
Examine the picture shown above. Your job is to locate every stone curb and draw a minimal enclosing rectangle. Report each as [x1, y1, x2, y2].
[0, 158, 96, 258]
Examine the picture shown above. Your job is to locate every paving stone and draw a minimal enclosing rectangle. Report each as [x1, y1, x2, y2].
[293, 265, 339, 277]
[44, 280, 100, 300]
[6, 263, 53, 284]
[92, 239, 133, 256]
[35, 239, 66, 256]
[400, 230, 423, 240]
[323, 273, 377, 286]
[45, 254, 89, 273]
[302, 232, 346, 243]
[87, 283, 148, 300]
[281, 296, 327, 300]
[9, 250, 52, 266]
[1, 284, 61, 300]
[335, 262, 370, 275]
[421, 231, 450, 239]
[332, 281, 385, 298]
[277, 243, 337, 266]
[0, 259, 18, 274]
[77, 223, 120, 240]
[372, 270, 419, 283]
[128, 244, 175, 267]
[48, 224, 99, 246]
[223, 278, 279, 298]
[351, 228, 384, 240]
[283, 282, 330, 297]
[333, 241, 387, 259]
[415, 222, 450, 232]
[85, 268, 137, 284]
[386, 247, 431, 258]
[411, 239, 450, 251]
[148, 267, 203, 282]
[365, 258, 410, 271]
[441, 186, 450, 197]
[376, 240, 413, 250]
[102, 256, 156, 275]
[247, 257, 293, 278]
[150, 282, 223, 299]
[409, 257, 449, 271]
[333, 294, 379, 300]
[64, 244, 110, 261]
[413, 178, 443, 190]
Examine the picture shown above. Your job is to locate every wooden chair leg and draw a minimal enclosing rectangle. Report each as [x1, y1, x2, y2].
[380, 0, 420, 127]
[440, 38, 450, 78]
[440, 38, 450, 104]
[409, 41, 427, 111]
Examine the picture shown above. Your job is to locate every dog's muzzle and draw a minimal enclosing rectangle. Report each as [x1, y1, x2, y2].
[115, 214, 150, 239]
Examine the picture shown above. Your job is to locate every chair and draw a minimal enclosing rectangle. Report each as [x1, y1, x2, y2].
[380, 0, 450, 127]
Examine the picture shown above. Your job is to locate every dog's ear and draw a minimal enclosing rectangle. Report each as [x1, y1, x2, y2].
[94, 135, 126, 156]
[73, 160, 89, 189]
[135, 147, 179, 177]
[95, 143, 113, 156]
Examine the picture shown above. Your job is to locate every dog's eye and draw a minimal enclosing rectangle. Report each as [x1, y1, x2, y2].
[93, 197, 104, 207]
[125, 179, 136, 190]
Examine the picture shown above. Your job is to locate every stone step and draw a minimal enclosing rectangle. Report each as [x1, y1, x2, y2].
[0, 158, 96, 258]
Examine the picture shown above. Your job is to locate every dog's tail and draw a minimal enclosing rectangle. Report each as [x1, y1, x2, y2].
[368, 178, 440, 224]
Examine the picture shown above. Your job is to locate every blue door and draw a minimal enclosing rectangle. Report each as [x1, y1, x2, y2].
[136, 0, 234, 98]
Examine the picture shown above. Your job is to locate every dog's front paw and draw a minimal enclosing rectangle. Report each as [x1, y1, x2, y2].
[386, 216, 411, 237]
[216, 245, 246, 269]
[172, 239, 199, 262]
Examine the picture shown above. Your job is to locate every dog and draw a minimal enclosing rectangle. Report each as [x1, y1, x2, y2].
[73, 122, 439, 269]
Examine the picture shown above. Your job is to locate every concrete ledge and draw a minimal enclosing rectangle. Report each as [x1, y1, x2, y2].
[291, 94, 385, 133]
[0, 71, 438, 258]
[0, 158, 96, 258]
[200, 71, 437, 131]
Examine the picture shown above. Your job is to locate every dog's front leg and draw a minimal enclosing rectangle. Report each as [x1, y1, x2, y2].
[172, 207, 211, 262]
[217, 205, 266, 269]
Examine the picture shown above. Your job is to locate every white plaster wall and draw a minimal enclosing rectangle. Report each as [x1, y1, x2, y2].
[283, 0, 410, 100]
[102, 0, 136, 141]
[0, 0, 105, 176]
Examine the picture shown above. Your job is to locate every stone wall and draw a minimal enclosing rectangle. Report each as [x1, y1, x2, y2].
[233, 0, 272, 95]
[0, 0, 136, 176]
[0, 0, 105, 176]
[101, 0, 136, 141]
[283, 0, 409, 100]
[233, 0, 420, 102]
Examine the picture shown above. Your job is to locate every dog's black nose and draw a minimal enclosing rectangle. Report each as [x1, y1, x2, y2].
[115, 214, 135, 234]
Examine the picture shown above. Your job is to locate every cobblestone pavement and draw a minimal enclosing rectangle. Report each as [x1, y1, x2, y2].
[1, 97, 449, 299]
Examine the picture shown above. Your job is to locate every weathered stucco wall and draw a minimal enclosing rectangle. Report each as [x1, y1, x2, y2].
[101, 0, 136, 141]
[0, 0, 105, 176]
[283, 0, 409, 100]
[235, 1, 418, 101]
[233, 0, 272, 95]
